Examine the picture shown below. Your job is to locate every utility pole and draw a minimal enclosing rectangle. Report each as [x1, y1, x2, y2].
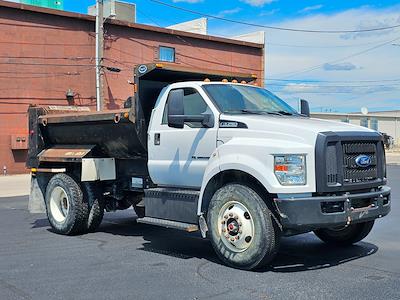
[95, 0, 104, 111]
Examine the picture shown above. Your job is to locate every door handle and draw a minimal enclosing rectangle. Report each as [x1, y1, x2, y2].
[154, 133, 160, 145]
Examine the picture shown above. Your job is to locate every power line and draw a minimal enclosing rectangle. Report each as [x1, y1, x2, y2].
[265, 83, 400, 88]
[0, 41, 92, 47]
[274, 36, 400, 78]
[147, 0, 400, 34]
[265, 78, 400, 83]
[0, 68, 94, 79]
[267, 39, 400, 49]
[269, 89, 399, 94]
[0, 56, 93, 60]
[0, 62, 94, 67]
[136, 7, 241, 72]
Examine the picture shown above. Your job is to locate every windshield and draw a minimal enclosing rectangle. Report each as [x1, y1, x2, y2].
[202, 84, 298, 115]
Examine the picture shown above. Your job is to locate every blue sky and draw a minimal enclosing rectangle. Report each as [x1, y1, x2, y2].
[64, 1, 400, 112]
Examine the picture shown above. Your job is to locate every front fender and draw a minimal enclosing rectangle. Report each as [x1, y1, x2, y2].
[198, 137, 315, 215]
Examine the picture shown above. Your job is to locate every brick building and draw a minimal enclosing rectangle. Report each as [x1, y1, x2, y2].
[0, 0, 264, 174]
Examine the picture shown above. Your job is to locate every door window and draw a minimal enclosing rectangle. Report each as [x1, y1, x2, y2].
[163, 88, 209, 128]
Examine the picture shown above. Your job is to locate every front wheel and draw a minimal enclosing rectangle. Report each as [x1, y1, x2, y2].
[314, 220, 374, 246]
[207, 184, 280, 270]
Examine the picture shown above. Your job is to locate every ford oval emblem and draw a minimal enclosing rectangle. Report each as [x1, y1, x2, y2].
[138, 65, 148, 74]
[355, 155, 371, 168]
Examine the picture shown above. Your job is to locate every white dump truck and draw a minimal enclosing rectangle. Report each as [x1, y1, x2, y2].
[27, 63, 391, 270]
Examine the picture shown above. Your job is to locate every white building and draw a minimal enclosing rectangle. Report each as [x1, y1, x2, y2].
[311, 111, 400, 146]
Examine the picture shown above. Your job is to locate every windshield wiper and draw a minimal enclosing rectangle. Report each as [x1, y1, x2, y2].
[271, 110, 294, 116]
[225, 109, 294, 116]
[225, 109, 265, 115]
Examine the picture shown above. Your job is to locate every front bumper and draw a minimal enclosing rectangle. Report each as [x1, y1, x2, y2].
[274, 186, 391, 230]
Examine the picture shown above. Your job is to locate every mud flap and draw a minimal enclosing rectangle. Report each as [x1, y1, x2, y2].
[28, 176, 46, 214]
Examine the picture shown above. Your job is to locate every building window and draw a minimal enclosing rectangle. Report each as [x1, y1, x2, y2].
[159, 46, 175, 62]
[370, 118, 379, 131]
[360, 117, 368, 128]
[341, 117, 349, 123]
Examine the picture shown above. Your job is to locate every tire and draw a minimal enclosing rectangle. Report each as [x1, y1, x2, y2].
[314, 220, 374, 246]
[45, 173, 89, 235]
[82, 182, 104, 232]
[207, 183, 280, 270]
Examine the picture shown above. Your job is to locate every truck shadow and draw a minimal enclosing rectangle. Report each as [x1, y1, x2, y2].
[32, 214, 378, 273]
[265, 236, 378, 273]
[98, 215, 379, 273]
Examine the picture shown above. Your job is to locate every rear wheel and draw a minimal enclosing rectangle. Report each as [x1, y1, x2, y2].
[82, 182, 104, 232]
[207, 184, 280, 270]
[314, 221, 374, 246]
[45, 173, 88, 235]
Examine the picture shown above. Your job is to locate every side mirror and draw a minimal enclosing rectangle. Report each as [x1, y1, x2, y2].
[167, 89, 214, 129]
[300, 99, 310, 117]
[167, 89, 185, 128]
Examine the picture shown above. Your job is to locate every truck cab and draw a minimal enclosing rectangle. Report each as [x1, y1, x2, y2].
[27, 63, 391, 270]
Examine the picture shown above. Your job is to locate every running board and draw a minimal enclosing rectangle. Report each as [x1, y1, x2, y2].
[137, 217, 199, 232]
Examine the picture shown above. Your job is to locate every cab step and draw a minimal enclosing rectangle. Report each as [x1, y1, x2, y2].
[137, 217, 199, 232]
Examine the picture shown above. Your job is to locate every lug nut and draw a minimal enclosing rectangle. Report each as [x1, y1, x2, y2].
[222, 228, 226, 233]
[230, 238, 235, 242]
[229, 213, 233, 217]
[221, 220, 225, 224]
[234, 215, 238, 220]
[224, 215, 228, 219]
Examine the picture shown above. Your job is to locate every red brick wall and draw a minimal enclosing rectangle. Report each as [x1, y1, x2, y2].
[0, 4, 263, 174]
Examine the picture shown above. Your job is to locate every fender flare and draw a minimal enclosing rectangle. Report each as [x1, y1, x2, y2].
[197, 157, 274, 216]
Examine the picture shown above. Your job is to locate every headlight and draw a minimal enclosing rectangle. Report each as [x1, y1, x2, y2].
[274, 155, 306, 185]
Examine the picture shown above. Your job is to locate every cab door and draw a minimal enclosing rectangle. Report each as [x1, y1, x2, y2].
[148, 87, 218, 189]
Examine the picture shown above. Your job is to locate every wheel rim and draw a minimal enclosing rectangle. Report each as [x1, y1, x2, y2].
[49, 186, 70, 223]
[217, 201, 255, 253]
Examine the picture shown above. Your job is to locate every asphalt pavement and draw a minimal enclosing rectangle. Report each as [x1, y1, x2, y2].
[0, 166, 399, 300]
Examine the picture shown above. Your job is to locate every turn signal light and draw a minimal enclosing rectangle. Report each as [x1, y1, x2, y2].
[275, 165, 288, 172]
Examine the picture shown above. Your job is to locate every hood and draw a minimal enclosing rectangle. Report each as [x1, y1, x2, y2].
[218, 114, 374, 145]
